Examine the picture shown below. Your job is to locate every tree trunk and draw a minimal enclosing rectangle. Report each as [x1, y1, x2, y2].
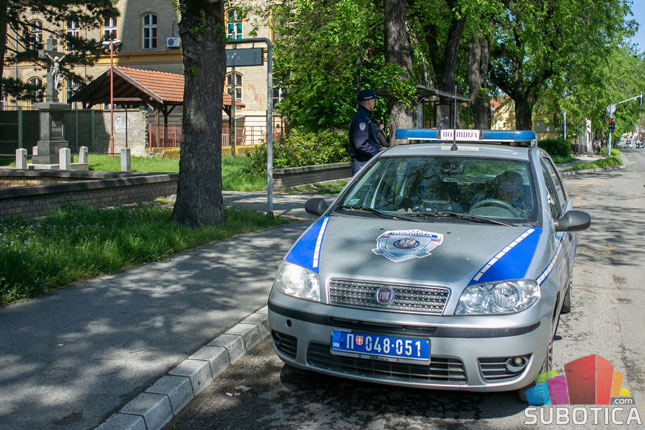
[172, 0, 226, 227]
[515, 96, 533, 130]
[384, 0, 414, 142]
[468, 33, 491, 129]
[437, 15, 466, 92]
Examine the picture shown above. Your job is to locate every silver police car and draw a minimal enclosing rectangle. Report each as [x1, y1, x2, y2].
[268, 129, 590, 395]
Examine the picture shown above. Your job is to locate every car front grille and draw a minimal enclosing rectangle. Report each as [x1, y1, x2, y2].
[478, 355, 531, 382]
[272, 331, 298, 359]
[328, 279, 450, 314]
[307, 343, 467, 385]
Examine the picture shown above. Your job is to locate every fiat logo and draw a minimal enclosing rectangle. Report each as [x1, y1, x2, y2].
[375, 287, 395, 305]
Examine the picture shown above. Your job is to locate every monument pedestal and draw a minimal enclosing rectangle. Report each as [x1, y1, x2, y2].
[32, 101, 69, 165]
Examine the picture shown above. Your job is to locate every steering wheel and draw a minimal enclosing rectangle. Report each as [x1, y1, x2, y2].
[470, 199, 516, 214]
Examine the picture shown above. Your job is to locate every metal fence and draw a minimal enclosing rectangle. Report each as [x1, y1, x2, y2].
[149, 123, 279, 148]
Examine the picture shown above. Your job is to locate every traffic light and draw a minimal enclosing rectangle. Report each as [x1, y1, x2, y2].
[608, 117, 616, 133]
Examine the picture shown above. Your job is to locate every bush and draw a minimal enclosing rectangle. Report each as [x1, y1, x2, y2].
[244, 128, 350, 174]
[538, 139, 571, 158]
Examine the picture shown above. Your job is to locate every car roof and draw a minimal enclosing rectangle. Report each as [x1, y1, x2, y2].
[382, 141, 532, 161]
[388, 128, 537, 161]
[395, 128, 537, 145]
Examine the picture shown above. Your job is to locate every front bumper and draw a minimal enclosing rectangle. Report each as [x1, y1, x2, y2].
[268, 292, 552, 392]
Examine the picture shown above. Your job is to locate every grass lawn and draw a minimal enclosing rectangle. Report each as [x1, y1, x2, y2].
[565, 155, 623, 171]
[0, 204, 290, 305]
[82, 154, 266, 191]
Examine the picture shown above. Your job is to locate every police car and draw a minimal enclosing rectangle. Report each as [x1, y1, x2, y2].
[267, 129, 590, 396]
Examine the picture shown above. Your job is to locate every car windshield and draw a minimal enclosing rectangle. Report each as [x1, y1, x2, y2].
[338, 155, 538, 224]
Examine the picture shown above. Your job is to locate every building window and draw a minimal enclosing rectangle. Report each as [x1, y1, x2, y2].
[66, 20, 79, 51]
[103, 17, 118, 41]
[142, 14, 158, 49]
[29, 20, 43, 50]
[226, 72, 243, 104]
[273, 87, 287, 106]
[27, 78, 44, 108]
[226, 9, 242, 40]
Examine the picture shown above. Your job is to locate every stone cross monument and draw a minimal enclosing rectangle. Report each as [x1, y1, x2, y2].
[33, 38, 69, 166]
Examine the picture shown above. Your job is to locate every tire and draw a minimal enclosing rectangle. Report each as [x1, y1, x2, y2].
[561, 281, 572, 314]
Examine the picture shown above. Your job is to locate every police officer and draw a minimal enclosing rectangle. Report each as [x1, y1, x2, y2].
[349, 89, 383, 175]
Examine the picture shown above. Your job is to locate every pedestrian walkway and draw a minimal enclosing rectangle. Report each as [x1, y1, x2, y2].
[0, 192, 323, 430]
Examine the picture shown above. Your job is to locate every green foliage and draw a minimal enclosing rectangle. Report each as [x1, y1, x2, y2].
[0, 205, 289, 304]
[266, 0, 388, 130]
[538, 139, 571, 158]
[245, 128, 350, 174]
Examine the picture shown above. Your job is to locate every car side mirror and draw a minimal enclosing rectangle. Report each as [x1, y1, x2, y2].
[555, 210, 591, 232]
[305, 198, 329, 216]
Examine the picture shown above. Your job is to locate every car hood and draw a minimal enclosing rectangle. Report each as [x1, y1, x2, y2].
[285, 215, 542, 289]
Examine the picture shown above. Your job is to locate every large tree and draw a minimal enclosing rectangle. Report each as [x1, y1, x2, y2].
[489, 0, 633, 129]
[0, 0, 118, 99]
[172, 0, 227, 227]
[384, 0, 414, 136]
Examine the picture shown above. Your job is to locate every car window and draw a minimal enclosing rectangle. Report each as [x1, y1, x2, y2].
[542, 157, 568, 207]
[540, 159, 563, 220]
[340, 155, 537, 222]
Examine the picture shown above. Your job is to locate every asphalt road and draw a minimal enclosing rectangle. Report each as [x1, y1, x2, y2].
[166, 150, 645, 430]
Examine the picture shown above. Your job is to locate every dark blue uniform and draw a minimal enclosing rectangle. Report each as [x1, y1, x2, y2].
[349, 105, 380, 175]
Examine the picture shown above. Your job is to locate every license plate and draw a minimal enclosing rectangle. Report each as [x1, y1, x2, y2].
[330, 329, 430, 363]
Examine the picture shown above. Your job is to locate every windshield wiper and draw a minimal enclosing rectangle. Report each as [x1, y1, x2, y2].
[433, 211, 511, 226]
[399, 210, 511, 226]
[335, 205, 421, 221]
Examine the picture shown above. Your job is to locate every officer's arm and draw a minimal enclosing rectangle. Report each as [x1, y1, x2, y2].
[350, 124, 379, 157]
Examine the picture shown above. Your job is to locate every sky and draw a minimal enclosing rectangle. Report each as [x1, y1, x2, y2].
[629, 0, 645, 52]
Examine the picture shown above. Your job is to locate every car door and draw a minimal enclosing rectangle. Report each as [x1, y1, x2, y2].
[540, 156, 575, 294]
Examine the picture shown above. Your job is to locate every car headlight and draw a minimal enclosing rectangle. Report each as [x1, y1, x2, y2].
[455, 280, 540, 315]
[272, 261, 321, 302]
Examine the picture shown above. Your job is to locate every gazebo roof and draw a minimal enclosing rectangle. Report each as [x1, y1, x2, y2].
[69, 66, 243, 113]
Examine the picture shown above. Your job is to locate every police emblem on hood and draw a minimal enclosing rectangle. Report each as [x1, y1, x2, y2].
[372, 229, 444, 262]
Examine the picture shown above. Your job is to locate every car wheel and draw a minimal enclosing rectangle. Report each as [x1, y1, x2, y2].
[561, 282, 572, 314]
[517, 315, 557, 402]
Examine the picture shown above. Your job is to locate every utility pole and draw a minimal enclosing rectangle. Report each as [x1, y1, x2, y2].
[607, 92, 643, 156]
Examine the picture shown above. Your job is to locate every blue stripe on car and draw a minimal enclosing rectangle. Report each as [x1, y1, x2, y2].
[468, 228, 541, 285]
[285, 216, 330, 273]
[536, 239, 563, 286]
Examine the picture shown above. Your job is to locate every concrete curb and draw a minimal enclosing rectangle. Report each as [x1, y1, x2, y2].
[559, 165, 625, 176]
[95, 307, 270, 430]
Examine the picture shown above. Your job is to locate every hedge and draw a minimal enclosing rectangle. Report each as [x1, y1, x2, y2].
[245, 128, 350, 174]
[538, 139, 571, 158]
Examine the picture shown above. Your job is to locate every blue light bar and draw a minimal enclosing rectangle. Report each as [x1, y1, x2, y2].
[395, 128, 537, 143]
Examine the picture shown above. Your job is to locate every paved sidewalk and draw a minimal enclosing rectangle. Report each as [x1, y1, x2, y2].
[0, 192, 324, 430]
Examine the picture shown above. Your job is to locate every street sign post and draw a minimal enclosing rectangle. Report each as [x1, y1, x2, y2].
[226, 39, 274, 216]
